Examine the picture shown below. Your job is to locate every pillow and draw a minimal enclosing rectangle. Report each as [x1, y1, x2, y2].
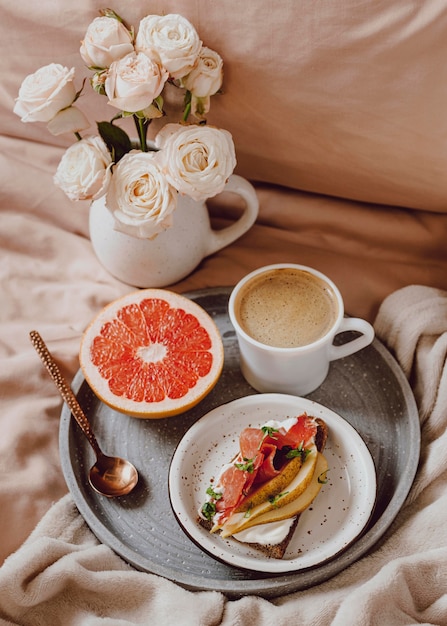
[2, 0, 447, 210]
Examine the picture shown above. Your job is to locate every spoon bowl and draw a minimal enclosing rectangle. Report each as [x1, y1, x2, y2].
[30, 330, 139, 498]
[89, 452, 139, 497]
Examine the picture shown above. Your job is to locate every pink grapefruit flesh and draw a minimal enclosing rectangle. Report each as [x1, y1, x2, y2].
[79, 289, 224, 418]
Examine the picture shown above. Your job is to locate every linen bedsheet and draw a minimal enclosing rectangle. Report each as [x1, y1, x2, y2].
[2, 0, 447, 623]
[1, 284, 447, 625]
[2, 137, 447, 566]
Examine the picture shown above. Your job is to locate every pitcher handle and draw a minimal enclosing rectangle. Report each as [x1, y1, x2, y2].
[204, 175, 259, 256]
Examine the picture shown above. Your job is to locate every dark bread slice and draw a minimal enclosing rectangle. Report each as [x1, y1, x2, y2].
[199, 417, 328, 559]
[199, 505, 300, 559]
[314, 418, 328, 455]
[236, 515, 300, 559]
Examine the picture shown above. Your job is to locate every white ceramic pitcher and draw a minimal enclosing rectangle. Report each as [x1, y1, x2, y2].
[89, 174, 259, 287]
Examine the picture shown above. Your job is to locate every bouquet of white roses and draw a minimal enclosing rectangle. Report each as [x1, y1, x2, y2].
[13, 9, 236, 239]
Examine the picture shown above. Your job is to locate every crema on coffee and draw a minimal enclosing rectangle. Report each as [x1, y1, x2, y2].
[235, 268, 339, 348]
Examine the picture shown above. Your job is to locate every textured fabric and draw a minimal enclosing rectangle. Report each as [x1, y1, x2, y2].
[1, 285, 447, 625]
[3, 0, 447, 210]
[2, 1, 447, 620]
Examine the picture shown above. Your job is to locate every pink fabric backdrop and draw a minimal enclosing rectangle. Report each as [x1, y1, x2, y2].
[1, 0, 447, 573]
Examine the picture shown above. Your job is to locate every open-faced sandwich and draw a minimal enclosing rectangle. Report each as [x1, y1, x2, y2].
[198, 413, 328, 559]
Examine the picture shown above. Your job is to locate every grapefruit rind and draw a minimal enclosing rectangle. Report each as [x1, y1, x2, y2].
[79, 289, 224, 419]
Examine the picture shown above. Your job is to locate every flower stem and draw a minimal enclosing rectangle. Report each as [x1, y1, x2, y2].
[134, 115, 149, 152]
[182, 102, 191, 123]
[182, 90, 192, 122]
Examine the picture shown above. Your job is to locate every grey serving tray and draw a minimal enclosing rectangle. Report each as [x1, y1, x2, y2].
[59, 287, 420, 598]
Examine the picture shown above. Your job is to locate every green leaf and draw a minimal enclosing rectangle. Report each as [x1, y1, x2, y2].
[234, 457, 256, 473]
[285, 443, 311, 461]
[258, 425, 279, 449]
[206, 485, 222, 500]
[97, 121, 132, 162]
[201, 501, 216, 521]
[268, 491, 289, 507]
[100, 8, 124, 22]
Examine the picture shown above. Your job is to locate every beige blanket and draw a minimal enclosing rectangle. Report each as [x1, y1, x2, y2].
[0, 284, 446, 625]
[3, 1, 447, 622]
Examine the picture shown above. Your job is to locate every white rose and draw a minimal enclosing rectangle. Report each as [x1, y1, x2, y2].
[106, 151, 178, 239]
[53, 136, 113, 201]
[47, 106, 90, 136]
[105, 52, 168, 113]
[80, 16, 134, 69]
[182, 47, 223, 98]
[156, 124, 236, 200]
[135, 14, 201, 79]
[13, 64, 77, 123]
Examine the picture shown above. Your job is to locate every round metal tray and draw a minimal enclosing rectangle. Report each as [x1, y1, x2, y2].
[59, 287, 420, 598]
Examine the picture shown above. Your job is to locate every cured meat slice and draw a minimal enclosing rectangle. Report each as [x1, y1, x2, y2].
[210, 413, 318, 526]
[215, 465, 246, 512]
[280, 414, 317, 448]
[239, 427, 264, 458]
[255, 442, 281, 483]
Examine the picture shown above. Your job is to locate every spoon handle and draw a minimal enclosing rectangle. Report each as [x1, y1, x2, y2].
[29, 330, 102, 456]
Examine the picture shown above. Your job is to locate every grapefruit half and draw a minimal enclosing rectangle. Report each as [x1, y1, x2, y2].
[79, 289, 224, 418]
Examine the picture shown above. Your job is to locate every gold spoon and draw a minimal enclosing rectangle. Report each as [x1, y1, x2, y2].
[29, 330, 139, 498]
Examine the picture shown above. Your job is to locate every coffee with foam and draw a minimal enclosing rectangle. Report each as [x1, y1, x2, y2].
[235, 268, 339, 348]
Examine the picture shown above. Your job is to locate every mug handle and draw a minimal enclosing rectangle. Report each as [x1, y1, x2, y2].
[328, 317, 375, 361]
[203, 174, 259, 255]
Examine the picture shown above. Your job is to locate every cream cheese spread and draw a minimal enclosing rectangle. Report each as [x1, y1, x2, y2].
[233, 518, 295, 545]
[261, 416, 298, 432]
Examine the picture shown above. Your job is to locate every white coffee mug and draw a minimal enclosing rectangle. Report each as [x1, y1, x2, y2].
[228, 263, 375, 396]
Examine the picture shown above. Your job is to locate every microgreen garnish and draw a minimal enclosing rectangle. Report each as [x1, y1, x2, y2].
[244, 505, 253, 519]
[268, 491, 289, 507]
[206, 486, 222, 500]
[201, 501, 216, 521]
[285, 442, 310, 461]
[234, 457, 256, 473]
[258, 425, 279, 449]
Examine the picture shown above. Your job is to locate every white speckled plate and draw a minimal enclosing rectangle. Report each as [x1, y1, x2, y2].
[169, 394, 376, 573]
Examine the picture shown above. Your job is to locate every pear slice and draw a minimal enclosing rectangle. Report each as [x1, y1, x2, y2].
[220, 445, 319, 538]
[233, 452, 328, 532]
[234, 453, 304, 513]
